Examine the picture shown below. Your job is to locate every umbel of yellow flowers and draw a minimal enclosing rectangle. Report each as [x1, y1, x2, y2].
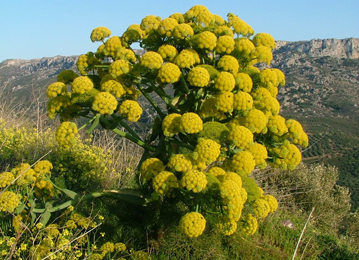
[46, 4, 308, 238]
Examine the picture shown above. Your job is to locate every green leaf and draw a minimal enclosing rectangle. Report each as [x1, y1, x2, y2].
[15, 202, 25, 215]
[53, 176, 67, 189]
[45, 202, 53, 209]
[61, 188, 78, 200]
[103, 189, 146, 206]
[40, 210, 51, 226]
[87, 114, 101, 134]
[30, 212, 36, 226]
[28, 199, 35, 209]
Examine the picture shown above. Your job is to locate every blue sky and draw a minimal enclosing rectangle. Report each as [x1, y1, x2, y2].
[1, 0, 358, 62]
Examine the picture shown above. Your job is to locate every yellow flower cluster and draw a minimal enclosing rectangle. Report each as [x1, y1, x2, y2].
[198, 121, 230, 145]
[169, 13, 185, 23]
[235, 73, 253, 92]
[119, 100, 142, 122]
[192, 138, 221, 167]
[213, 25, 233, 37]
[226, 123, 253, 149]
[217, 55, 239, 74]
[214, 91, 234, 113]
[114, 242, 127, 252]
[172, 23, 194, 39]
[219, 180, 243, 221]
[92, 92, 118, 115]
[193, 31, 217, 51]
[109, 59, 131, 78]
[76, 53, 100, 75]
[252, 198, 271, 218]
[122, 24, 144, 44]
[140, 15, 161, 34]
[263, 194, 278, 213]
[207, 166, 226, 177]
[140, 51, 163, 69]
[174, 49, 198, 68]
[230, 151, 256, 176]
[104, 36, 123, 57]
[115, 47, 136, 62]
[233, 38, 255, 60]
[0, 171, 14, 188]
[90, 26, 111, 42]
[100, 79, 126, 98]
[267, 115, 288, 136]
[246, 143, 268, 169]
[162, 113, 182, 137]
[152, 171, 178, 196]
[270, 141, 302, 170]
[34, 179, 54, 200]
[238, 214, 258, 235]
[180, 112, 203, 134]
[199, 98, 226, 120]
[33, 160, 53, 178]
[233, 91, 253, 111]
[157, 18, 178, 37]
[55, 121, 78, 148]
[216, 217, 237, 236]
[220, 171, 242, 188]
[69, 212, 97, 229]
[180, 169, 207, 193]
[214, 72, 235, 92]
[47, 96, 71, 119]
[215, 33, 235, 54]
[140, 158, 165, 180]
[185, 5, 214, 26]
[227, 13, 254, 36]
[56, 139, 111, 183]
[251, 46, 273, 65]
[259, 68, 281, 90]
[46, 82, 67, 98]
[232, 109, 268, 134]
[168, 154, 192, 172]
[252, 33, 276, 49]
[254, 95, 280, 117]
[157, 45, 178, 61]
[157, 63, 181, 84]
[71, 76, 94, 94]
[178, 212, 206, 238]
[0, 191, 19, 212]
[286, 119, 309, 147]
[187, 66, 210, 87]
[12, 163, 36, 185]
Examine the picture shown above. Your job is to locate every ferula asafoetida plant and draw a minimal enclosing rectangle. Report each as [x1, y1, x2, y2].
[46, 4, 308, 238]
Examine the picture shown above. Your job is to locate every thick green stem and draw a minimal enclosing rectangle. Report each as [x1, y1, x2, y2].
[100, 117, 157, 152]
[135, 83, 166, 119]
[111, 127, 157, 152]
[111, 114, 142, 140]
[179, 73, 190, 94]
[32, 189, 146, 214]
[148, 83, 181, 113]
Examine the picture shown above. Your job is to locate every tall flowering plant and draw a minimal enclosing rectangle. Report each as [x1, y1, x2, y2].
[46, 5, 308, 237]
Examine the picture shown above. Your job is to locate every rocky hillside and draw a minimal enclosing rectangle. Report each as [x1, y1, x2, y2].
[0, 56, 77, 99]
[273, 38, 359, 118]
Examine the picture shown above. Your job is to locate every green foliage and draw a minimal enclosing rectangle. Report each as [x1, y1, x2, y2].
[255, 164, 351, 236]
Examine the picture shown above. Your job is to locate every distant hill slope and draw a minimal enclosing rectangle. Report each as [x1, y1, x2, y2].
[1, 38, 359, 209]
